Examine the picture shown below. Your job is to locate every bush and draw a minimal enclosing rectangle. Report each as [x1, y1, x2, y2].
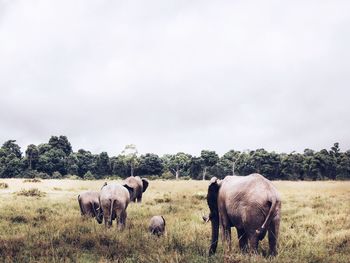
[160, 171, 175, 180]
[83, 171, 95, 180]
[22, 170, 38, 179]
[0, 182, 9, 189]
[65, 174, 80, 180]
[52, 171, 62, 179]
[36, 172, 50, 179]
[192, 192, 206, 200]
[16, 188, 46, 197]
[23, 178, 41, 183]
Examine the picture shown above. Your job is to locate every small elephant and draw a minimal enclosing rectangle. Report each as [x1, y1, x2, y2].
[123, 176, 149, 203]
[98, 183, 134, 229]
[149, 216, 166, 236]
[77, 191, 103, 224]
[206, 173, 281, 256]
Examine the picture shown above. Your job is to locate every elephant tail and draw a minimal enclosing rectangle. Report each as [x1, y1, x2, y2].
[256, 196, 278, 240]
[78, 195, 84, 216]
[109, 199, 115, 225]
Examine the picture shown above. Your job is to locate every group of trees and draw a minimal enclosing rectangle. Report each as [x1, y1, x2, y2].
[0, 136, 349, 180]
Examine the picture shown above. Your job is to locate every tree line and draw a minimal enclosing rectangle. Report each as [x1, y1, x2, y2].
[0, 136, 349, 180]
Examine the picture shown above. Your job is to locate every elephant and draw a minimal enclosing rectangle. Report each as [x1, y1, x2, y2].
[77, 191, 103, 224]
[149, 215, 166, 236]
[98, 183, 134, 229]
[123, 176, 149, 203]
[205, 173, 281, 256]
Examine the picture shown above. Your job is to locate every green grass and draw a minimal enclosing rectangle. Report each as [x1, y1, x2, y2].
[0, 179, 349, 262]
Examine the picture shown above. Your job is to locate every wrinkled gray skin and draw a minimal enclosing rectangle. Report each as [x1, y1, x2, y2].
[123, 176, 149, 203]
[98, 183, 133, 229]
[78, 191, 103, 224]
[149, 216, 166, 236]
[206, 173, 281, 256]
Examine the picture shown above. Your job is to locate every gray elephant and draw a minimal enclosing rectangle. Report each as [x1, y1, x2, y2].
[205, 173, 281, 256]
[98, 183, 134, 229]
[77, 191, 103, 224]
[149, 215, 166, 236]
[123, 176, 149, 202]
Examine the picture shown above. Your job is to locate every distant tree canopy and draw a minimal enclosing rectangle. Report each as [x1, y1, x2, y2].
[0, 137, 349, 180]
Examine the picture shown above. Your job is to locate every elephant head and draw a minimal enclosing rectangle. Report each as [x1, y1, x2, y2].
[207, 177, 222, 256]
[95, 206, 103, 224]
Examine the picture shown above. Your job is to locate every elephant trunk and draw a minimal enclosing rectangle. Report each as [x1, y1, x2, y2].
[207, 181, 220, 256]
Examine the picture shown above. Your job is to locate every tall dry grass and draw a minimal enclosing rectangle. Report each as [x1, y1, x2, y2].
[0, 179, 349, 262]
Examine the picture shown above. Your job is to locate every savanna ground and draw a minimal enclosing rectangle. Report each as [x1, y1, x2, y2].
[0, 179, 349, 263]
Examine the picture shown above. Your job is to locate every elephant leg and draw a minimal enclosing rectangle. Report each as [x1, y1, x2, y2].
[236, 228, 248, 252]
[220, 214, 231, 253]
[248, 233, 259, 254]
[268, 216, 280, 256]
[118, 209, 127, 230]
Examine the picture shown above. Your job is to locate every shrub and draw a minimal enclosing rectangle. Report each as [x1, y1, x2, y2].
[192, 192, 206, 200]
[10, 215, 28, 224]
[65, 175, 80, 180]
[23, 178, 41, 183]
[83, 171, 95, 180]
[160, 171, 175, 180]
[52, 171, 62, 179]
[16, 188, 46, 197]
[0, 182, 9, 189]
[36, 172, 50, 179]
[22, 170, 38, 179]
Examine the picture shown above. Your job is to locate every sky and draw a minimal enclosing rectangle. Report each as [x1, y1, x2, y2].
[0, 0, 350, 157]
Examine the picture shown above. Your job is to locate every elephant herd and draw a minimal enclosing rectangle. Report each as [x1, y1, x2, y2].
[78, 173, 281, 256]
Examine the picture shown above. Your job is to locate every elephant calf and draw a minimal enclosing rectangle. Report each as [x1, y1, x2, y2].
[149, 216, 166, 236]
[78, 191, 103, 224]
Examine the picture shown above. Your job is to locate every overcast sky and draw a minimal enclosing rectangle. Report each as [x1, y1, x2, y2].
[0, 0, 349, 156]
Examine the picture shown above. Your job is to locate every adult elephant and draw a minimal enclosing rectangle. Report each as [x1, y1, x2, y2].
[123, 176, 149, 203]
[78, 191, 103, 224]
[205, 173, 281, 256]
[98, 183, 134, 229]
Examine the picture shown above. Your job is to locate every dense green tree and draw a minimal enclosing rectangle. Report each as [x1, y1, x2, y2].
[200, 150, 219, 180]
[76, 149, 97, 177]
[24, 144, 39, 170]
[2, 140, 22, 158]
[189, 156, 204, 179]
[96, 152, 111, 178]
[163, 153, 191, 179]
[280, 152, 304, 180]
[138, 153, 164, 176]
[0, 141, 23, 177]
[36, 148, 67, 176]
[48, 136, 72, 155]
[110, 156, 128, 178]
[66, 153, 79, 175]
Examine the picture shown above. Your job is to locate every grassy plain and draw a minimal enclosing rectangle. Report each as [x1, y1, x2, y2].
[0, 179, 349, 262]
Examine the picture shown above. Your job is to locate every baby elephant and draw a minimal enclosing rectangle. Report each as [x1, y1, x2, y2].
[149, 216, 166, 236]
[78, 191, 103, 224]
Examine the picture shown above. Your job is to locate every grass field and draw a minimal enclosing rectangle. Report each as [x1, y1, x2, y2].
[0, 179, 349, 263]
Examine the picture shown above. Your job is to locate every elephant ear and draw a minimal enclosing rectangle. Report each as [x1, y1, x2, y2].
[207, 177, 221, 213]
[123, 184, 134, 199]
[142, 178, 149, 193]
